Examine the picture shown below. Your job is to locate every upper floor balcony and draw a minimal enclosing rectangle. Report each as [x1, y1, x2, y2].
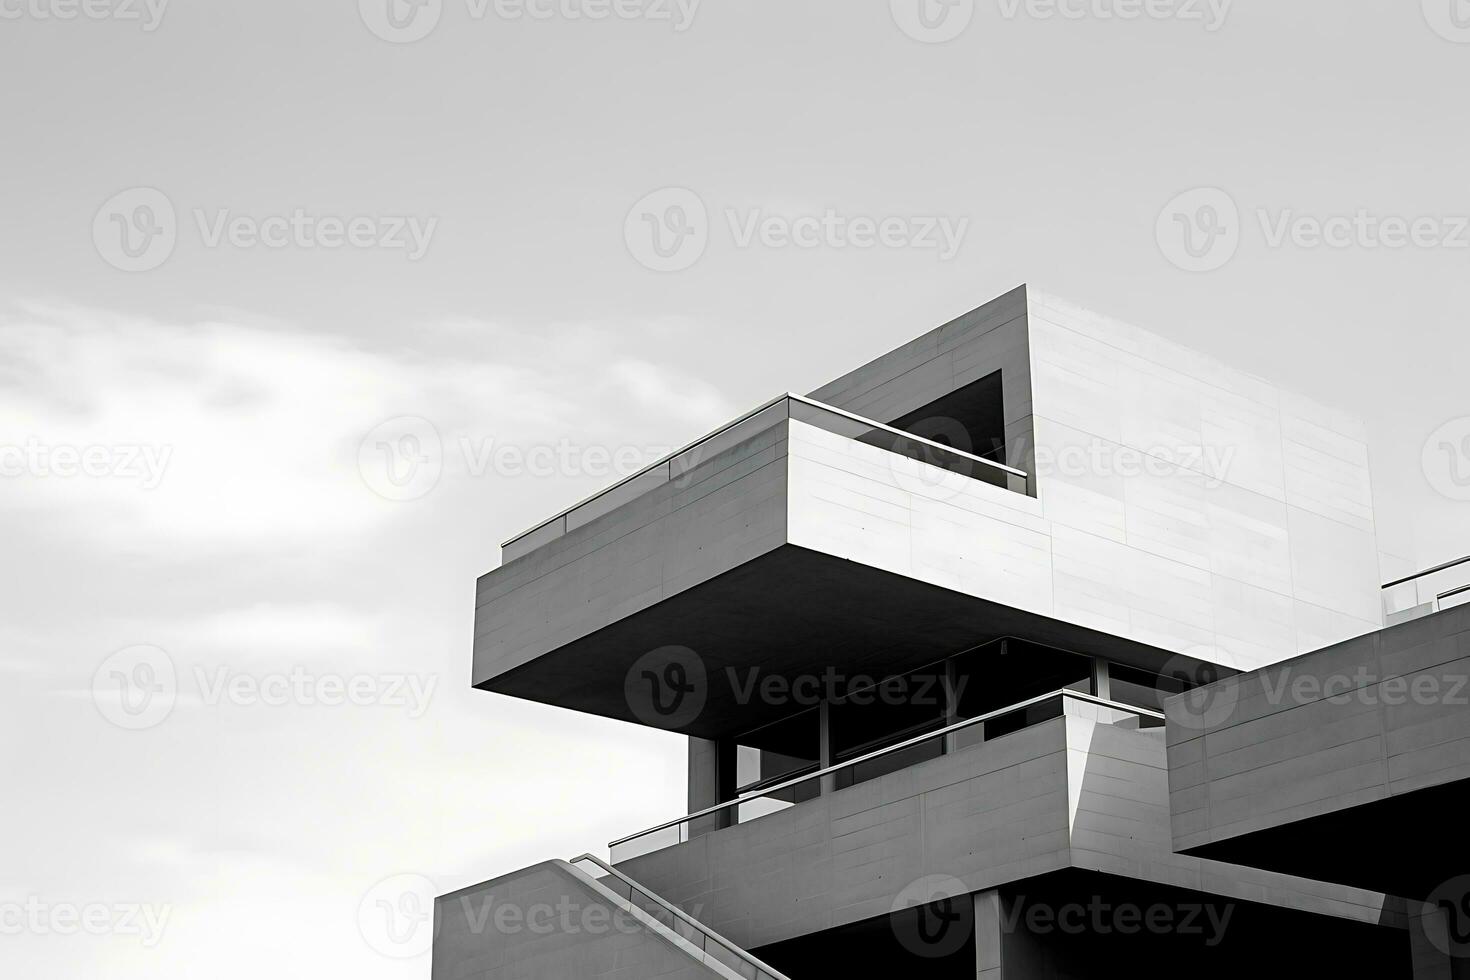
[472, 286, 1391, 740]
[601, 687, 1401, 966]
[1381, 556, 1470, 626]
[474, 390, 1052, 740]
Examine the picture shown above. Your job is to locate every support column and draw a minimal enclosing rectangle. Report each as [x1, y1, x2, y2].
[818, 700, 838, 795]
[974, 889, 1005, 980]
[944, 658, 963, 755]
[687, 736, 736, 837]
[1410, 903, 1470, 980]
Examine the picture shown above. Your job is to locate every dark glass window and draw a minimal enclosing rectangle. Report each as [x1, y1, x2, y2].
[829, 664, 950, 789]
[733, 708, 820, 795]
[886, 370, 1007, 465]
[1109, 662, 1219, 714]
[949, 638, 1093, 742]
[954, 639, 1093, 719]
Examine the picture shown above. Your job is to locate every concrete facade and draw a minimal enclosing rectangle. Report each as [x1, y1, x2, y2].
[809, 285, 1382, 669]
[439, 287, 1451, 979]
[618, 699, 1395, 952]
[474, 287, 1384, 731]
[434, 862, 733, 980]
[1166, 602, 1470, 900]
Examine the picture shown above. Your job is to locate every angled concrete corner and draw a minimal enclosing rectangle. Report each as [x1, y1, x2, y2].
[1164, 603, 1470, 899]
[614, 698, 1395, 956]
[472, 285, 1388, 743]
[433, 860, 751, 980]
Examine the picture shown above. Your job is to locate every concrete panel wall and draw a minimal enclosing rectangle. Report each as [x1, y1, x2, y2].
[477, 285, 1386, 695]
[806, 285, 1382, 672]
[434, 862, 727, 980]
[618, 717, 1075, 953]
[1026, 288, 1381, 667]
[618, 705, 1397, 965]
[473, 420, 791, 686]
[1167, 604, 1470, 853]
[808, 284, 1037, 482]
[621, 705, 1396, 956]
[785, 419, 1054, 620]
[784, 404, 1368, 676]
[1066, 713, 1391, 926]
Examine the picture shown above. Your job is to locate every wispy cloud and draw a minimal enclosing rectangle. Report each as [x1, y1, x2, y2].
[0, 301, 719, 980]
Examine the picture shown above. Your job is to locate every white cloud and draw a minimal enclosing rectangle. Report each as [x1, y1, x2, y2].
[0, 304, 736, 552]
[0, 302, 717, 980]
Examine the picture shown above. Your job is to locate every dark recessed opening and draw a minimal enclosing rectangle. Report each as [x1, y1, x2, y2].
[886, 370, 1007, 463]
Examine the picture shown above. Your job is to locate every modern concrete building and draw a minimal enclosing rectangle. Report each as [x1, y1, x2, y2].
[1165, 563, 1470, 977]
[437, 285, 1467, 977]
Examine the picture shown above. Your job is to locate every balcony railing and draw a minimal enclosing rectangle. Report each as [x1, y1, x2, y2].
[501, 392, 1030, 562]
[1382, 556, 1470, 626]
[608, 690, 1163, 864]
[568, 853, 790, 980]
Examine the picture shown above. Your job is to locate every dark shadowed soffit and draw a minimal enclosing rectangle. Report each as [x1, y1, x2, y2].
[476, 544, 1202, 740]
[1180, 778, 1470, 901]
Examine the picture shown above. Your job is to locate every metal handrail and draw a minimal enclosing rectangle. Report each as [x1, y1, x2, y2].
[609, 689, 1161, 851]
[568, 852, 792, 980]
[502, 391, 1029, 551]
[1382, 555, 1470, 591]
[1439, 583, 1470, 603]
[500, 392, 789, 550]
[789, 393, 1028, 479]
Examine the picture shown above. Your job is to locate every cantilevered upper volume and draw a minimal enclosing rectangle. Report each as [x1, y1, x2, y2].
[470, 285, 1384, 737]
[1166, 599, 1470, 901]
[442, 286, 1449, 979]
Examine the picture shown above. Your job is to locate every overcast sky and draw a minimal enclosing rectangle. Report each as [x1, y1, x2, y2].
[3, 1, 1469, 977]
